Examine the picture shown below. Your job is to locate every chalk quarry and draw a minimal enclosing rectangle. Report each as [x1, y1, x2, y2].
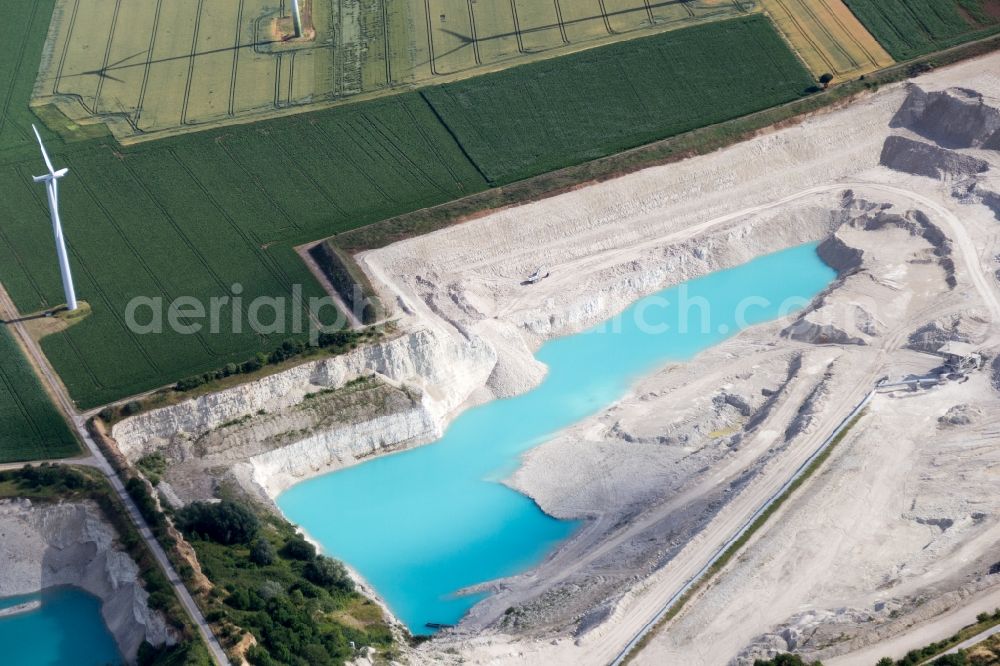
[107, 53, 1000, 665]
[0, 499, 174, 661]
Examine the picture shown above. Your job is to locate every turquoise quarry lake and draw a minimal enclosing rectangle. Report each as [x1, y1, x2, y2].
[0, 587, 121, 665]
[278, 243, 837, 634]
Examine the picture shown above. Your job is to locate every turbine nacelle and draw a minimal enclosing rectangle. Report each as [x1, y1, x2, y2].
[33, 168, 68, 183]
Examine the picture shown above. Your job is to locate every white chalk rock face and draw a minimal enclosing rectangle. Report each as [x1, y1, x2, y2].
[112, 324, 499, 497]
[0, 499, 173, 661]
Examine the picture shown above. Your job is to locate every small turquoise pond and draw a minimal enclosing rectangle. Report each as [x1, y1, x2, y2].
[278, 243, 837, 634]
[0, 587, 121, 665]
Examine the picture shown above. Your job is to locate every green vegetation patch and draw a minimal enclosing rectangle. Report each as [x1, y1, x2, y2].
[0, 326, 78, 463]
[176, 500, 394, 666]
[422, 15, 816, 184]
[843, 0, 1000, 60]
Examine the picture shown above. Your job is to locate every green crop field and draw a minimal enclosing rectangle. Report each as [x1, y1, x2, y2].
[842, 0, 1000, 60]
[0, 2, 817, 410]
[0, 327, 79, 463]
[423, 15, 816, 183]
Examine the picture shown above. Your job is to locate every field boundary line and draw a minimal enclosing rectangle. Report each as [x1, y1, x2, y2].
[418, 91, 492, 184]
[400, 99, 468, 193]
[336, 32, 1000, 253]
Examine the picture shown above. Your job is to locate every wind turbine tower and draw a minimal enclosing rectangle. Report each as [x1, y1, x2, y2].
[31, 125, 78, 312]
[291, 0, 304, 38]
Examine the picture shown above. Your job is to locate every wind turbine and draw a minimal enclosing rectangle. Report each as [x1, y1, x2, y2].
[291, 0, 303, 38]
[31, 124, 78, 312]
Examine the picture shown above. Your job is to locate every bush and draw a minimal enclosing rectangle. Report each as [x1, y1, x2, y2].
[250, 537, 276, 566]
[753, 656, 822, 666]
[125, 477, 162, 529]
[98, 406, 116, 422]
[123, 401, 142, 416]
[280, 536, 316, 561]
[176, 501, 260, 545]
[136, 452, 168, 486]
[303, 557, 354, 593]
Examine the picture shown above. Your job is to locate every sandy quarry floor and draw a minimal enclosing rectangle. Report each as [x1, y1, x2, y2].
[352, 51, 1000, 665]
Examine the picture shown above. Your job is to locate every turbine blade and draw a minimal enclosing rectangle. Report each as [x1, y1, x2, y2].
[32, 124, 56, 175]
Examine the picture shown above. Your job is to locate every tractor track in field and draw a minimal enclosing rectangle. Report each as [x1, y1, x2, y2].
[509, 0, 527, 53]
[180, 0, 205, 126]
[52, 0, 81, 97]
[380, 0, 393, 86]
[423, 0, 440, 75]
[310, 117, 397, 203]
[132, 0, 164, 130]
[817, 0, 883, 68]
[0, 0, 40, 142]
[214, 137, 300, 232]
[228, 0, 244, 118]
[91, 0, 122, 115]
[167, 146, 300, 292]
[466, 0, 483, 65]
[552, 0, 571, 44]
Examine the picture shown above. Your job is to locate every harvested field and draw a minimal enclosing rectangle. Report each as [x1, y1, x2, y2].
[422, 15, 816, 184]
[843, 0, 1000, 60]
[0, 327, 78, 463]
[760, 0, 894, 80]
[33, 0, 762, 143]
